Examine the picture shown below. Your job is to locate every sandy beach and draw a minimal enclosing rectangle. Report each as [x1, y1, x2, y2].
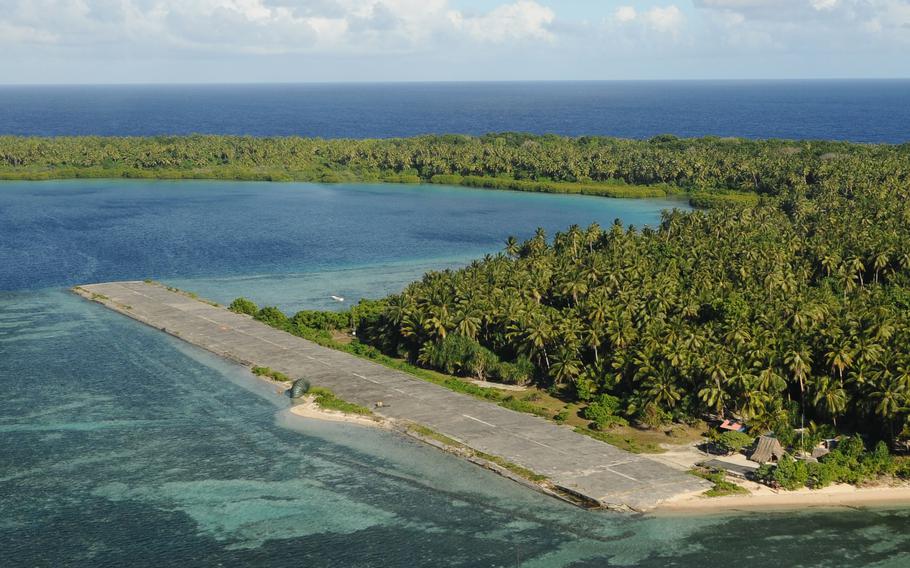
[657, 479, 910, 514]
[289, 395, 391, 429]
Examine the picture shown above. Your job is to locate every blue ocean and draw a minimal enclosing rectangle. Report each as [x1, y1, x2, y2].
[2, 83, 910, 567]
[0, 80, 908, 142]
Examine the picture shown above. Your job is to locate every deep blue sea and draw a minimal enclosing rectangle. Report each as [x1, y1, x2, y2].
[1, 80, 909, 142]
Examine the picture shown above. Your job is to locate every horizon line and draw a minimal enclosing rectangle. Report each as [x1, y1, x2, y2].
[1, 77, 910, 88]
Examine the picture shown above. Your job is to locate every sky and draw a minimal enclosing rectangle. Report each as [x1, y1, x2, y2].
[1, 0, 908, 83]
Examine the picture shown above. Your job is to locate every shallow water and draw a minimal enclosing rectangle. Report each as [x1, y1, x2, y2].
[1, 181, 908, 566]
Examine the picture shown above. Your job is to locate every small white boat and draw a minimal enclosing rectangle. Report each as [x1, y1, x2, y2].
[330, 295, 345, 302]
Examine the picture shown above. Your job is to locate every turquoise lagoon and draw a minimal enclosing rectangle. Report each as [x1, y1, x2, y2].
[1, 180, 908, 567]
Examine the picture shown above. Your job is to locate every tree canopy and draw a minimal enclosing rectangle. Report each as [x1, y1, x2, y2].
[356, 182, 910, 441]
[2, 134, 909, 202]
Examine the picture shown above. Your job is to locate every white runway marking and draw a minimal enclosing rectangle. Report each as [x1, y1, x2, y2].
[353, 372, 381, 384]
[463, 414, 496, 428]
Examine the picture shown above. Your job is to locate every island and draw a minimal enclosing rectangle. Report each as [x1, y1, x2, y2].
[30, 131, 910, 510]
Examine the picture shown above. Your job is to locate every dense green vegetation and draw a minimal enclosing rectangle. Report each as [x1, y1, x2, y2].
[137, 132, 910, 486]
[349, 167, 910, 450]
[2, 133, 908, 207]
[755, 437, 910, 490]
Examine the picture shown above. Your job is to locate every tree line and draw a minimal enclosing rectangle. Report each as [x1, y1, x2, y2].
[1, 134, 909, 201]
[354, 185, 910, 444]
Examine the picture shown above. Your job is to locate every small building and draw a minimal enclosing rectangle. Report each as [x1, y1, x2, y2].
[749, 435, 785, 464]
[719, 419, 747, 433]
[810, 446, 830, 459]
[811, 437, 839, 459]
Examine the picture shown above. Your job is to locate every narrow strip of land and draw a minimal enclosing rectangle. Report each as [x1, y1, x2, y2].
[76, 281, 708, 511]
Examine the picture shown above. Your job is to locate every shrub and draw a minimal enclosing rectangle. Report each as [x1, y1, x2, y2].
[573, 373, 597, 401]
[292, 309, 350, 331]
[229, 297, 258, 315]
[773, 455, 809, 490]
[583, 394, 628, 430]
[498, 356, 535, 385]
[807, 460, 842, 489]
[715, 431, 754, 455]
[635, 402, 673, 428]
[895, 458, 910, 480]
[255, 306, 290, 329]
[861, 440, 896, 478]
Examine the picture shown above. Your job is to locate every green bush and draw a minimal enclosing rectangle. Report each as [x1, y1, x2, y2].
[895, 458, 910, 480]
[229, 297, 258, 316]
[583, 394, 628, 430]
[715, 431, 755, 455]
[773, 455, 809, 490]
[806, 460, 844, 488]
[255, 306, 290, 329]
[292, 309, 350, 331]
[761, 437, 900, 489]
[497, 356, 535, 385]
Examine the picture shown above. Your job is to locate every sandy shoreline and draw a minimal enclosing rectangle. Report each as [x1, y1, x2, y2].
[656, 480, 910, 514]
[288, 395, 391, 429]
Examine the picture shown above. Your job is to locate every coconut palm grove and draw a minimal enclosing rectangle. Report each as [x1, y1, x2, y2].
[6, 133, 910, 476]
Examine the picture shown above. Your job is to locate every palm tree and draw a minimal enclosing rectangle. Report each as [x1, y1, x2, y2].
[505, 235, 519, 258]
[549, 348, 582, 385]
[811, 376, 847, 426]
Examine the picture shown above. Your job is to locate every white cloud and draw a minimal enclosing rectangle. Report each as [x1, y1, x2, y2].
[811, 0, 839, 10]
[694, 0, 910, 49]
[448, 1, 555, 43]
[614, 6, 637, 23]
[0, 0, 558, 54]
[641, 5, 685, 33]
[0, 21, 59, 44]
[612, 4, 685, 35]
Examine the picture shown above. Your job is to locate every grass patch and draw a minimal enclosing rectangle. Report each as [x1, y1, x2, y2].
[251, 365, 290, 382]
[162, 283, 220, 307]
[574, 427, 665, 454]
[499, 395, 552, 418]
[431, 174, 674, 199]
[690, 467, 750, 497]
[475, 451, 548, 482]
[309, 387, 373, 415]
[407, 424, 465, 448]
